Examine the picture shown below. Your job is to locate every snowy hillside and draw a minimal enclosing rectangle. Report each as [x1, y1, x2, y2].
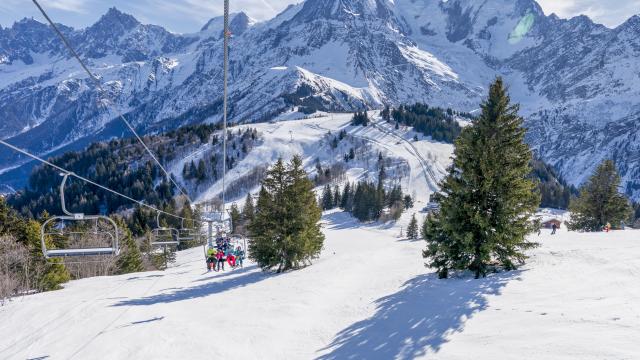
[3, 0, 640, 197]
[2, 211, 639, 359]
[2, 112, 639, 359]
[190, 112, 452, 207]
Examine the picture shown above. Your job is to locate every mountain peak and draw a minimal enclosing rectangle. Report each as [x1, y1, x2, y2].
[293, 0, 394, 22]
[201, 12, 254, 36]
[93, 7, 139, 30]
[616, 14, 640, 32]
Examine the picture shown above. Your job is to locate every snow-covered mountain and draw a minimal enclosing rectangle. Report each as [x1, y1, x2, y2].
[1, 0, 640, 198]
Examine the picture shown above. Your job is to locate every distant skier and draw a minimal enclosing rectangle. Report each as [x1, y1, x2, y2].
[551, 223, 557, 235]
[605, 222, 611, 233]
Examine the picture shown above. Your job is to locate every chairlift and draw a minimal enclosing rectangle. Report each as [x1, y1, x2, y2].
[178, 218, 203, 245]
[151, 213, 179, 246]
[40, 173, 120, 259]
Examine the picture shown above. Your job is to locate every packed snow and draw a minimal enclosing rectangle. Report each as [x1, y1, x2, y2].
[1, 210, 640, 359]
[1, 111, 640, 359]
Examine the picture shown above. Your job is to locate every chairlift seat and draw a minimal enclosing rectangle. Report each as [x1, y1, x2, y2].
[40, 174, 120, 260]
[152, 227, 180, 246]
[46, 247, 117, 257]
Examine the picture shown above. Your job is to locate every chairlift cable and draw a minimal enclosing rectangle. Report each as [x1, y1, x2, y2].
[31, 0, 194, 205]
[0, 139, 189, 222]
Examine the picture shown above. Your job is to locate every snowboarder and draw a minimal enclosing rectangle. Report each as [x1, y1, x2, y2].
[206, 247, 217, 271]
[551, 223, 557, 235]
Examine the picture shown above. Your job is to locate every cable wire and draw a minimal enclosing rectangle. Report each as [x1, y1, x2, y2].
[31, 0, 193, 205]
[0, 139, 189, 222]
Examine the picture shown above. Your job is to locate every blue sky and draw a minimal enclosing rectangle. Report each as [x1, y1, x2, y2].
[1, 0, 639, 33]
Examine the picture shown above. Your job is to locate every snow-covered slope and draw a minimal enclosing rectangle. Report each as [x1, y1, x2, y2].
[2, 0, 640, 198]
[2, 111, 639, 359]
[2, 212, 639, 359]
[192, 112, 452, 206]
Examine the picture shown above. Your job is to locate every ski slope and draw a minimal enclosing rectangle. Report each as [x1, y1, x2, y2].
[196, 112, 454, 208]
[1, 114, 640, 359]
[1, 216, 640, 359]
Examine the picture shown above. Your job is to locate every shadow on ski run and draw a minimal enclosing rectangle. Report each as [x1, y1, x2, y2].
[316, 271, 521, 359]
[111, 268, 274, 307]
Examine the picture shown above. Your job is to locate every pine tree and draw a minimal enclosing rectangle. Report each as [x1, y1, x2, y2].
[249, 156, 325, 272]
[381, 105, 391, 122]
[423, 78, 540, 279]
[568, 160, 632, 231]
[115, 219, 144, 274]
[403, 194, 414, 209]
[341, 182, 352, 211]
[197, 159, 206, 181]
[407, 214, 419, 239]
[333, 185, 341, 208]
[321, 184, 334, 210]
[242, 193, 255, 224]
[229, 203, 242, 234]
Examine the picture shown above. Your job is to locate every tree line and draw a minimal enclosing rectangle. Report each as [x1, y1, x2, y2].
[7, 125, 260, 234]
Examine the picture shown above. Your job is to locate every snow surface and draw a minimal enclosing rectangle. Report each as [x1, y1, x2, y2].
[195, 112, 451, 205]
[2, 110, 640, 358]
[1, 212, 640, 359]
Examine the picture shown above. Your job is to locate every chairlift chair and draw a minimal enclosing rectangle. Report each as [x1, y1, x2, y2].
[40, 173, 120, 259]
[151, 213, 179, 246]
[178, 218, 204, 245]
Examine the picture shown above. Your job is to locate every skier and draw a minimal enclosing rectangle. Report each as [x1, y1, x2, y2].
[234, 245, 245, 268]
[216, 247, 226, 271]
[227, 248, 236, 268]
[551, 223, 557, 235]
[206, 247, 217, 271]
[605, 222, 611, 232]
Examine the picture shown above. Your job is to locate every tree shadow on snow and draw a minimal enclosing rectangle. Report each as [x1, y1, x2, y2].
[193, 265, 259, 283]
[112, 269, 273, 307]
[323, 211, 395, 231]
[316, 271, 521, 360]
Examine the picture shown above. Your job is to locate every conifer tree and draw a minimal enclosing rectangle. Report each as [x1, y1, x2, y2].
[568, 160, 632, 231]
[249, 156, 324, 272]
[116, 219, 144, 274]
[242, 193, 255, 224]
[321, 184, 334, 210]
[333, 185, 341, 208]
[229, 203, 242, 234]
[423, 78, 540, 279]
[403, 194, 414, 209]
[407, 214, 419, 240]
[341, 182, 352, 211]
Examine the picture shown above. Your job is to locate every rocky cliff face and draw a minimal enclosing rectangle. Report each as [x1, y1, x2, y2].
[1, 0, 639, 198]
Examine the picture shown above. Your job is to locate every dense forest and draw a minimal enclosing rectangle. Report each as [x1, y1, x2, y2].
[384, 103, 469, 143]
[530, 158, 578, 209]
[7, 125, 261, 227]
[320, 156, 412, 222]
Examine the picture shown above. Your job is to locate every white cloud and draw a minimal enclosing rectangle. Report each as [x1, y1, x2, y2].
[1, 0, 638, 32]
[44, 0, 88, 13]
[536, 0, 640, 27]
